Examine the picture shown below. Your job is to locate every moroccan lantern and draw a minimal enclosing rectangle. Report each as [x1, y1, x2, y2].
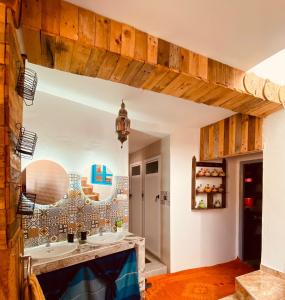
[115, 100, 130, 148]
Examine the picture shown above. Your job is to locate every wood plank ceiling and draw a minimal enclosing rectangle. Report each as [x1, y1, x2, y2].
[20, 0, 284, 117]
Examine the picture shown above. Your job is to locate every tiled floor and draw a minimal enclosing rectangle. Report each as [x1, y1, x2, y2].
[145, 251, 167, 278]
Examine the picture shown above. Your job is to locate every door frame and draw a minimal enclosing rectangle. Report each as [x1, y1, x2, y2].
[238, 159, 263, 260]
[129, 161, 143, 234]
[143, 155, 161, 257]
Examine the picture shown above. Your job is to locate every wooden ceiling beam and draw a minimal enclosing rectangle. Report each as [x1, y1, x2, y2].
[20, 0, 283, 117]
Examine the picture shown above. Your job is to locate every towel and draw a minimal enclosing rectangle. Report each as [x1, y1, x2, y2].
[60, 266, 106, 300]
[37, 249, 140, 300]
[23, 273, 45, 300]
[114, 249, 140, 300]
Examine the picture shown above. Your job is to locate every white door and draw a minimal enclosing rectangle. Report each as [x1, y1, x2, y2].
[144, 157, 161, 258]
[129, 163, 143, 237]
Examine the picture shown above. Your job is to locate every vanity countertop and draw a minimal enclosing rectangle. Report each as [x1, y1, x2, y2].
[29, 233, 145, 291]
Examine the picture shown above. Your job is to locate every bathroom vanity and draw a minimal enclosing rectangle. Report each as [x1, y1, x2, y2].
[25, 233, 145, 292]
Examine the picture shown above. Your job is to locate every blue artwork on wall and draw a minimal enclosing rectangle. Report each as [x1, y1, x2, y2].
[91, 164, 113, 186]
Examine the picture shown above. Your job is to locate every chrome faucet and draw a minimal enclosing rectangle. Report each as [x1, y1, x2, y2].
[45, 236, 51, 247]
[99, 227, 105, 236]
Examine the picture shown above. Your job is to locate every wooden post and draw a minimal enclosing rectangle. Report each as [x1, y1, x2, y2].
[0, 5, 24, 299]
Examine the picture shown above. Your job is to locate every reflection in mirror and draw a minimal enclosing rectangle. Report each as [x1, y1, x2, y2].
[22, 160, 69, 205]
[81, 164, 114, 201]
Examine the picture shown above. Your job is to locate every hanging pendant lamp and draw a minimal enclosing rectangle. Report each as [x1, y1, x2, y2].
[115, 100, 130, 148]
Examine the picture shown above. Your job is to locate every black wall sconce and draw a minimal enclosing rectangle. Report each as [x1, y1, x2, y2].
[15, 125, 38, 159]
[17, 192, 37, 215]
[16, 67, 38, 106]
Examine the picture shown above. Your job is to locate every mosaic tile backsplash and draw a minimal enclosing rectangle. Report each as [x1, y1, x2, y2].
[23, 174, 129, 248]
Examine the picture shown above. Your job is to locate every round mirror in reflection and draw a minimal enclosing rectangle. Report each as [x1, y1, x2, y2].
[22, 160, 69, 205]
[81, 164, 114, 201]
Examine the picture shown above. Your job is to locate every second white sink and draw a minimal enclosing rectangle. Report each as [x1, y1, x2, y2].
[87, 232, 126, 246]
[25, 241, 77, 260]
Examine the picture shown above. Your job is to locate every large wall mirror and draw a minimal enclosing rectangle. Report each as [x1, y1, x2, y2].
[81, 164, 114, 202]
[22, 160, 69, 205]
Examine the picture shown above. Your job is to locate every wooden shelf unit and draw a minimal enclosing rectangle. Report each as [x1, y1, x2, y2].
[192, 156, 226, 210]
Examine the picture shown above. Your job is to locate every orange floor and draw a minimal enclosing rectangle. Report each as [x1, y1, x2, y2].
[145, 258, 253, 300]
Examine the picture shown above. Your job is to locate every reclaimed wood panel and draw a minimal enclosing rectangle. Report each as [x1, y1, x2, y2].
[218, 120, 225, 157]
[60, 1, 78, 40]
[229, 115, 236, 155]
[0, 6, 24, 300]
[69, 42, 91, 75]
[97, 51, 119, 80]
[157, 39, 170, 67]
[1, 0, 21, 27]
[22, 0, 41, 29]
[40, 32, 56, 68]
[109, 20, 122, 54]
[200, 114, 263, 160]
[169, 44, 181, 71]
[121, 24, 135, 58]
[109, 55, 131, 82]
[78, 7, 95, 47]
[130, 63, 155, 88]
[20, 0, 283, 117]
[120, 60, 144, 85]
[41, 0, 60, 35]
[22, 27, 41, 65]
[54, 36, 75, 72]
[134, 29, 147, 61]
[95, 14, 110, 49]
[208, 124, 214, 159]
[147, 35, 158, 65]
[190, 52, 208, 79]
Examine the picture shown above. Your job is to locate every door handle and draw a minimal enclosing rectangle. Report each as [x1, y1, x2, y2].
[155, 194, 160, 202]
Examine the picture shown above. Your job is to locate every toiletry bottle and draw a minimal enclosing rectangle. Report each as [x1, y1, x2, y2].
[116, 219, 123, 232]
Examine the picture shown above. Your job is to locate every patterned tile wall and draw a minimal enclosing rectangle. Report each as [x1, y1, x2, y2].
[23, 174, 129, 248]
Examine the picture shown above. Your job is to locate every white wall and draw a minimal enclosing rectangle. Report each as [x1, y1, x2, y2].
[169, 128, 237, 272]
[22, 91, 128, 176]
[262, 109, 285, 273]
[160, 136, 170, 268]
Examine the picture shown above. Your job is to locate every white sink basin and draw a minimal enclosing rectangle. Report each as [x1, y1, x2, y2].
[25, 241, 77, 260]
[87, 232, 126, 245]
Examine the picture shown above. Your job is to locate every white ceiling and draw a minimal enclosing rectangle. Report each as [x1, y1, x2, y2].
[249, 49, 285, 85]
[68, 0, 285, 71]
[22, 91, 128, 173]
